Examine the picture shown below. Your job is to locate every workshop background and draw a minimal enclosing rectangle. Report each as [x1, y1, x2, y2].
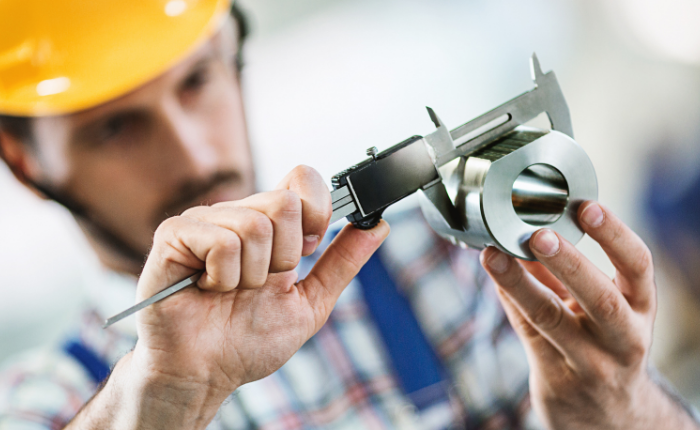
[2, 0, 700, 408]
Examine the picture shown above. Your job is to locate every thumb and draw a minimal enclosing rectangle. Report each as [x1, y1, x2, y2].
[299, 221, 390, 329]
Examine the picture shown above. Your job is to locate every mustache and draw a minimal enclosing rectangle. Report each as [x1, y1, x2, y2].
[156, 170, 245, 223]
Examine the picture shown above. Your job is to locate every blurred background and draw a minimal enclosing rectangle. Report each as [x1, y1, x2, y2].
[2, 0, 700, 408]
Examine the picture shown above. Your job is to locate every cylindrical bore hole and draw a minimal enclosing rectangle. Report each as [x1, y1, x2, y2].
[512, 163, 569, 226]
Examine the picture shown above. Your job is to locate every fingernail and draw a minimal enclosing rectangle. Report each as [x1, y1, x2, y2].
[302, 235, 320, 256]
[531, 229, 560, 256]
[484, 249, 511, 274]
[581, 203, 604, 227]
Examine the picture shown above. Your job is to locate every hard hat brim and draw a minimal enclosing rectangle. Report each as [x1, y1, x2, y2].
[0, 0, 232, 116]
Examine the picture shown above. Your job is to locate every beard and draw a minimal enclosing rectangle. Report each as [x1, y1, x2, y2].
[30, 168, 252, 270]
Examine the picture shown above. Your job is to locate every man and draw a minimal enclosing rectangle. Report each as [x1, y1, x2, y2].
[0, 1, 697, 429]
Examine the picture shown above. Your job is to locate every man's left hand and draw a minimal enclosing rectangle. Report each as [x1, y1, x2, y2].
[480, 201, 699, 430]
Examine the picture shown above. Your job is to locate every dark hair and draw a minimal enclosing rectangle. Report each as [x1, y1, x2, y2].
[0, 3, 249, 147]
[231, 2, 250, 68]
[0, 115, 32, 147]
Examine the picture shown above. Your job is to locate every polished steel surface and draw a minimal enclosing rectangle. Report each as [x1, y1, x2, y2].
[330, 186, 357, 223]
[103, 272, 203, 328]
[512, 164, 569, 226]
[420, 128, 598, 260]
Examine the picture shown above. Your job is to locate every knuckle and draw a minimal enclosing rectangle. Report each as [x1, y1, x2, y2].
[219, 231, 242, 254]
[245, 211, 274, 241]
[631, 246, 654, 279]
[181, 205, 206, 218]
[617, 339, 647, 368]
[592, 289, 623, 322]
[150, 217, 189, 264]
[511, 313, 541, 339]
[607, 220, 625, 245]
[154, 216, 180, 238]
[559, 252, 585, 279]
[271, 189, 302, 219]
[496, 258, 523, 290]
[292, 164, 319, 180]
[331, 238, 362, 270]
[530, 295, 564, 331]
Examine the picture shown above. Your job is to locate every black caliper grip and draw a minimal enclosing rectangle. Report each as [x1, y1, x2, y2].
[331, 135, 440, 229]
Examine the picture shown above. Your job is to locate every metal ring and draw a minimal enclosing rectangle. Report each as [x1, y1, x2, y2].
[480, 131, 598, 259]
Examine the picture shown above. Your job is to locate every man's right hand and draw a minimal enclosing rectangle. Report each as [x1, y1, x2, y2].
[67, 165, 390, 429]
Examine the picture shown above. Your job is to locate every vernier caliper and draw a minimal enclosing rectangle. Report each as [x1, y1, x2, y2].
[330, 53, 575, 228]
[104, 54, 597, 329]
[330, 52, 596, 259]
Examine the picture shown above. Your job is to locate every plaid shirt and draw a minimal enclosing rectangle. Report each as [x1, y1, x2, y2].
[0, 209, 539, 430]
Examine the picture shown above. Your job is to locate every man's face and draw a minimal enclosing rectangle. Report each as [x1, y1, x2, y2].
[28, 21, 255, 259]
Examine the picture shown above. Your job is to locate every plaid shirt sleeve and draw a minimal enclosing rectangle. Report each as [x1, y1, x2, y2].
[0, 348, 97, 430]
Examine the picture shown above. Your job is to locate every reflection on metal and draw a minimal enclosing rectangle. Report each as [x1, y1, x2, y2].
[330, 186, 358, 224]
[512, 164, 569, 226]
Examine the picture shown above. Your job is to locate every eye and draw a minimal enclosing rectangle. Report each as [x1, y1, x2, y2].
[99, 115, 129, 141]
[182, 67, 210, 92]
[92, 113, 145, 145]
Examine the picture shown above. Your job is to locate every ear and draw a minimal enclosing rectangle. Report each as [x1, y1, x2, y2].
[0, 130, 44, 196]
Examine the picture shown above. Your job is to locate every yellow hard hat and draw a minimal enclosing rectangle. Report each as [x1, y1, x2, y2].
[0, 0, 231, 116]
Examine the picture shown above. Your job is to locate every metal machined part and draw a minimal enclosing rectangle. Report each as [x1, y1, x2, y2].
[103, 272, 202, 328]
[420, 128, 597, 260]
[330, 186, 358, 224]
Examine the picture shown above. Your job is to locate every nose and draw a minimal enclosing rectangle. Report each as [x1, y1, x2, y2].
[157, 100, 219, 178]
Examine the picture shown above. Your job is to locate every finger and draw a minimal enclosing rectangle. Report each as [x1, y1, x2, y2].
[529, 228, 633, 331]
[274, 165, 332, 255]
[221, 190, 303, 273]
[480, 247, 583, 362]
[493, 284, 565, 367]
[578, 201, 655, 312]
[181, 206, 273, 289]
[138, 216, 241, 300]
[299, 221, 390, 330]
[520, 260, 570, 300]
